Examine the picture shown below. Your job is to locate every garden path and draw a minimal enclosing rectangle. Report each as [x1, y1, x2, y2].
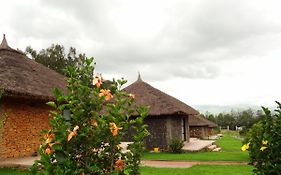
[0, 156, 248, 169]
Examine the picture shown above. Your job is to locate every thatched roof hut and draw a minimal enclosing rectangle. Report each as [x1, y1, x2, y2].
[189, 114, 218, 138]
[123, 75, 199, 116]
[0, 34, 66, 101]
[0, 35, 67, 158]
[123, 75, 199, 149]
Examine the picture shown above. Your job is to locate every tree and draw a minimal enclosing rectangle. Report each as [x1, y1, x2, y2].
[25, 44, 85, 76]
[206, 108, 262, 132]
[205, 113, 216, 124]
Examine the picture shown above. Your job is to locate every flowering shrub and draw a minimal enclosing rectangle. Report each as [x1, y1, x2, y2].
[243, 102, 281, 175]
[31, 57, 149, 175]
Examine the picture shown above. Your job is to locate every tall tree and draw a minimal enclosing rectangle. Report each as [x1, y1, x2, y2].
[205, 113, 216, 123]
[25, 44, 118, 93]
[25, 44, 86, 76]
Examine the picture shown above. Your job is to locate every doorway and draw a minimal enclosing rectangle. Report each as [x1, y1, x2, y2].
[182, 118, 187, 141]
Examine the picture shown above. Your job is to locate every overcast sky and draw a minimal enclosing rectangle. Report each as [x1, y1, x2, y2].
[1, 0, 281, 109]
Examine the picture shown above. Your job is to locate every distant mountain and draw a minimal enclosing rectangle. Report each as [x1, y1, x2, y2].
[193, 104, 267, 114]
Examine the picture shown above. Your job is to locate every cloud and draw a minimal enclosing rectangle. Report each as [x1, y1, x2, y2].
[1, 0, 281, 106]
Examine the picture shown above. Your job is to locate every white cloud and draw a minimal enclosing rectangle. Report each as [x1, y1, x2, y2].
[1, 0, 281, 107]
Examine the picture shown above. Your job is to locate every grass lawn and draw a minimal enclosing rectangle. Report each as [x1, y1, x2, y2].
[0, 165, 253, 175]
[143, 151, 249, 161]
[143, 131, 249, 162]
[216, 131, 243, 152]
[0, 168, 30, 175]
[141, 165, 253, 175]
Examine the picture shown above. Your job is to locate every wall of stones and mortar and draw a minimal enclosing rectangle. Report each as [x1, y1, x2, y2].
[144, 116, 168, 150]
[144, 115, 189, 150]
[0, 97, 51, 159]
[207, 128, 214, 136]
[190, 126, 208, 138]
[166, 116, 187, 144]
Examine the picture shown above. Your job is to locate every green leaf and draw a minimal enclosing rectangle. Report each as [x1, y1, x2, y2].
[53, 88, 63, 98]
[58, 104, 69, 111]
[46, 101, 57, 108]
[52, 144, 63, 151]
[55, 151, 66, 164]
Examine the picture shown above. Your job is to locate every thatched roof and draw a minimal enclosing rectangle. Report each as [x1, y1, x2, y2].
[0, 35, 67, 100]
[0, 34, 13, 51]
[123, 74, 199, 116]
[189, 114, 218, 128]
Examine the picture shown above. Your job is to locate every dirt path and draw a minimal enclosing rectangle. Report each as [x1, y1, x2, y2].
[142, 160, 249, 168]
[0, 156, 249, 169]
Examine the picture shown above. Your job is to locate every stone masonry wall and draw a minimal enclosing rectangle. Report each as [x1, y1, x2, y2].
[207, 128, 214, 136]
[144, 116, 188, 150]
[144, 116, 168, 150]
[166, 116, 184, 144]
[190, 126, 207, 138]
[0, 98, 50, 159]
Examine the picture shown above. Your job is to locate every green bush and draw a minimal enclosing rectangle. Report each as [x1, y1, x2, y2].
[243, 102, 281, 175]
[31, 57, 149, 175]
[238, 127, 249, 136]
[169, 139, 184, 153]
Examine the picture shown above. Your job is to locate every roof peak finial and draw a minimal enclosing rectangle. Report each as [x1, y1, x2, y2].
[0, 34, 10, 49]
[137, 71, 143, 81]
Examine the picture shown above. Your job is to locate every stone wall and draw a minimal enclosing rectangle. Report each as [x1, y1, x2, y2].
[144, 115, 188, 150]
[166, 116, 186, 144]
[144, 116, 168, 150]
[190, 126, 208, 138]
[0, 97, 50, 159]
[207, 127, 214, 136]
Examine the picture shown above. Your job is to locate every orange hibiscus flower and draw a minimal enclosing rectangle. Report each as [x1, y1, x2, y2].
[128, 93, 135, 99]
[99, 89, 113, 101]
[109, 122, 122, 136]
[91, 119, 98, 127]
[115, 159, 125, 171]
[67, 125, 79, 142]
[45, 133, 55, 144]
[45, 143, 54, 155]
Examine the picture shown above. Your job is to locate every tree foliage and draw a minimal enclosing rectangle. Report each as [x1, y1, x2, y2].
[205, 109, 262, 132]
[25, 44, 86, 76]
[243, 102, 281, 175]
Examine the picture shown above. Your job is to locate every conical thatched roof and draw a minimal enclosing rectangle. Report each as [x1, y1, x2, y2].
[189, 114, 218, 127]
[123, 75, 199, 116]
[0, 34, 12, 50]
[0, 35, 67, 100]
